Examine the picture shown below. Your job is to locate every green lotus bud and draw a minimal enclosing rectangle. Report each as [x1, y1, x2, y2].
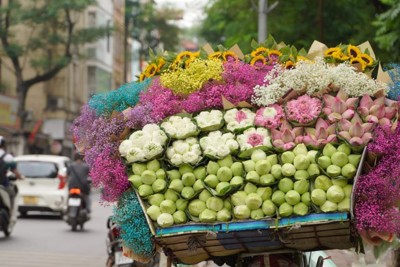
[301, 192, 311, 206]
[141, 170, 157, 185]
[207, 161, 219, 175]
[132, 162, 146, 175]
[206, 196, 224, 212]
[199, 209, 217, 222]
[326, 185, 345, 203]
[320, 200, 338, 212]
[279, 203, 293, 217]
[156, 169, 166, 180]
[341, 163, 356, 179]
[233, 205, 251, 219]
[243, 160, 256, 172]
[260, 174, 275, 185]
[294, 179, 309, 195]
[147, 205, 161, 221]
[152, 179, 167, 193]
[272, 190, 286, 206]
[216, 182, 231, 195]
[217, 166, 233, 182]
[294, 170, 310, 180]
[230, 176, 244, 186]
[218, 155, 233, 167]
[281, 151, 295, 164]
[193, 166, 206, 180]
[128, 174, 142, 188]
[307, 150, 318, 163]
[322, 143, 337, 157]
[338, 198, 350, 212]
[281, 163, 296, 177]
[271, 164, 282, 179]
[332, 178, 348, 187]
[331, 152, 349, 167]
[157, 213, 174, 227]
[146, 159, 161, 171]
[317, 156, 331, 169]
[138, 184, 153, 197]
[278, 178, 294, 193]
[244, 183, 258, 194]
[246, 171, 260, 184]
[164, 189, 179, 202]
[182, 172, 196, 187]
[251, 149, 267, 162]
[231, 191, 247, 206]
[251, 208, 265, 220]
[311, 189, 326, 206]
[266, 154, 278, 166]
[343, 184, 353, 198]
[188, 199, 206, 217]
[193, 179, 205, 192]
[293, 154, 311, 170]
[217, 208, 232, 221]
[285, 190, 301, 205]
[327, 165, 341, 177]
[198, 189, 212, 202]
[224, 199, 232, 210]
[307, 164, 320, 177]
[293, 202, 309, 216]
[160, 199, 176, 214]
[255, 160, 271, 175]
[262, 200, 276, 216]
[148, 193, 164, 206]
[176, 198, 188, 211]
[181, 186, 196, 199]
[167, 169, 181, 180]
[337, 143, 351, 155]
[314, 175, 332, 191]
[293, 143, 308, 156]
[246, 193, 263, 210]
[231, 162, 244, 176]
[169, 179, 184, 192]
[173, 210, 187, 224]
[348, 154, 362, 167]
[179, 164, 194, 174]
[257, 187, 272, 201]
[204, 174, 219, 188]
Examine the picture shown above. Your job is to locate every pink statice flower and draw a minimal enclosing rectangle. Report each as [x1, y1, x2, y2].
[254, 104, 284, 129]
[286, 94, 322, 125]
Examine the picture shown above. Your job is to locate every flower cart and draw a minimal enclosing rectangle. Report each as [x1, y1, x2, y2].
[72, 36, 400, 266]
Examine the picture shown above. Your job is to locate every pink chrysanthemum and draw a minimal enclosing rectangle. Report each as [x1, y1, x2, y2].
[286, 95, 322, 125]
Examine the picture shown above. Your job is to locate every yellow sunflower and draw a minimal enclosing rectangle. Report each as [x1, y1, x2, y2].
[250, 55, 266, 65]
[332, 51, 350, 61]
[157, 58, 166, 72]
[176, 51, 192, 63]
[191, 51, 201, 58]
[268, 49, 282, 57]
[324, 47, 341, 57]
[360, 53, 374, 67]
[251, 47, 269, 57]
[285, 60, 295, 69]
[347, 45, 361, 58]
[350, 57, 367, 71]
[223, 51, 238, 61]
[145, 63, 158, 77]
[139, 73, 146, 82]
[184, 57, 196, 68]
[208, 51, 223, 60]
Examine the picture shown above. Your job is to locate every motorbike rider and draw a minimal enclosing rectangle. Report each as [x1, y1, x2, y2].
[0, 136, 22, 210]
[67, 153, 91, 213]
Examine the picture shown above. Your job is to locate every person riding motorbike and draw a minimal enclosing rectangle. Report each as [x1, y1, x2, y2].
[67, 153, 91, 214]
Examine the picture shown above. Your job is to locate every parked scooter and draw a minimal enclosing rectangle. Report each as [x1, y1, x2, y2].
[64, 187, 90, 231]
[0, 172, 18, 237]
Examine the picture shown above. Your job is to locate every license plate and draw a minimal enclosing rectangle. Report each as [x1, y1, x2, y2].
[23, 196, 38, 205]
[68, 198, 81, 206]
[115, 251, 134, 265]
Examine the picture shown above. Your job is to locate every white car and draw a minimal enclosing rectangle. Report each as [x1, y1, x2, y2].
[14, 154, 72, 216]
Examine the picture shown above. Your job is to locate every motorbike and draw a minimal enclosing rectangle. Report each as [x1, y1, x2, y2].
[0, 172, 18, 237]
[64, 187, 90, 231]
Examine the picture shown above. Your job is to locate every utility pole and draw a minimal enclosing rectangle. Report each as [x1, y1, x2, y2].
[258, 0, 279, 43]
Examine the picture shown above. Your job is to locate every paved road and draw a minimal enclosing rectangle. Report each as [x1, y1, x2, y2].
[0, 191, 114, 267]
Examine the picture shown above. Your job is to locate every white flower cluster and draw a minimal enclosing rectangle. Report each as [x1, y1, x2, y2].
[194, 110, 224, 131]
[252, 57, 387, 106]
[119, 124, 168, 163]
[224, 108, 255, 132]
[161, 116, 198, 139]
[166, 137, 202, 166]
[199, 131, 239, 159]
[236, 127, 272, 151]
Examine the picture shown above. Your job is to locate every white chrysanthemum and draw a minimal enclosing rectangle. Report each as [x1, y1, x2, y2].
[119, 140, 133, 157]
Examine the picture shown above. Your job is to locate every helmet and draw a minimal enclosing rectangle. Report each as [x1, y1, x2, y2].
[0, 136, 5, 147]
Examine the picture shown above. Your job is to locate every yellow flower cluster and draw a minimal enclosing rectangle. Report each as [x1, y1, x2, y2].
[160, 59, 223, 95]
[324, 44, 375, 71]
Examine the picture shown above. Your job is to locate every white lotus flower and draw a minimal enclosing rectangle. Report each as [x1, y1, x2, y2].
[166, 137, 202, 166]
[126, 147, 145, 163]
[195, 110, 224, 131]
[224, 108, 255, 132]
[161, 116, 198, 139]
[119, 140, 133, 157]
[237, 127, 272, 151]
[200, 130, 239, 159]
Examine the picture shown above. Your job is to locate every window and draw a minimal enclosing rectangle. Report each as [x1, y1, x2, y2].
[88, 11, 96, 27]
[17, 161, 59, 178]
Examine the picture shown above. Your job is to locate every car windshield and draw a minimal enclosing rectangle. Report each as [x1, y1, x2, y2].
[16, 161, 59, 178]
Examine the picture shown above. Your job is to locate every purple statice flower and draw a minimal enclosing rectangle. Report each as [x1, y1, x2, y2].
[90, 145, 130, 202]
[124, 102, 157, 130]
[70, 104, 98, 152]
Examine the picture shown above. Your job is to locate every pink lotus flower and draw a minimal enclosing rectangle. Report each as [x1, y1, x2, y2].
[357, 94, 398, 127]
[337, 113, 374, 147]
[323, 89, 358, 123]
[271, 120, 304, 151]
[254, 104, 284, 129]
[302, 118, 337, 148]
[286, 95, 322, 125]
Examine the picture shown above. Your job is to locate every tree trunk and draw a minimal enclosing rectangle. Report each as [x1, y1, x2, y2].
[16, 80, 28, 135]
